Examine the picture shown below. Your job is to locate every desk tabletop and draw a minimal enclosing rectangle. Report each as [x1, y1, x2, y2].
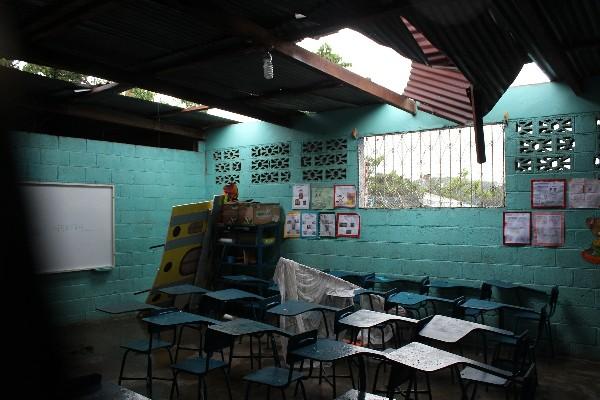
[384, 342, 511, 377]
[142, 311, 220, 327]
[328, 270, 373, 279]
[158, 284, 210, 296]
[426, 280, 477, 289]
[354, 288, 386, 297]
[388, 292, 455, 306]
[267, 300, 339, 317]
[387, 292, 428, 306]
[96, 301, 160, 314]
[339, 309, 417, 329]
[204, 288, 264, 302]
[486, 280, 519, 289]
[75, 382, 151, 400]
[335, 389, 388, 400]
[418, 315, 513, 343]
[221, 275, 272, 285]
[290, 338, 379, 362]
[462, 298, 537, 313]
[208, 318, 289, 337]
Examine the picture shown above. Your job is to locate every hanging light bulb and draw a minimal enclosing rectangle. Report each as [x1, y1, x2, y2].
[263, 51, 274, 80]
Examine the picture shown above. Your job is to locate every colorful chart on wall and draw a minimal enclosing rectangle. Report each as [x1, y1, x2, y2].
[532, 212, 564, 247]
[336, 213, 360, 238]
[284, 211, 301, 238]
[319, 213, 336, 238]
[301, 212, 319, 238]
[147, 200, 212, 306]
[334, 185, 357, 208]
[311, 187, 334, 210]
[503, 211, 531, 245]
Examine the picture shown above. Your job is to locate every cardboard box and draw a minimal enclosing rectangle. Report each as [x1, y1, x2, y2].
[221, 203, 239, 224]
[254, 203, 281, 224]
[222, 202, 280, 225]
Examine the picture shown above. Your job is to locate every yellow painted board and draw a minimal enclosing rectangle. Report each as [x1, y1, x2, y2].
[146, 201, 212, 305]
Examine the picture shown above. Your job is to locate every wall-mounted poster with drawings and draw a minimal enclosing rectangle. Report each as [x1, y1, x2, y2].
[319, 212, 336, 238]
[284, 211, 301, 238]
[336, 212, 360, 238]
[301, 212, 318, 238]
[292, 183, 310, 209]
[311, 187, 334, 210]
[334, 185, 357, 208]
[532, 212, 564, 247]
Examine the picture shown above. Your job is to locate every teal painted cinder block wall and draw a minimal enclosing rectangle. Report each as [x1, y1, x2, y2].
[10, 132, 206, 324]
[205, 78, 600, 359]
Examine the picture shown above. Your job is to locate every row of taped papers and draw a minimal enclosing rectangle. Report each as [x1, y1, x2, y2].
[284, 211, 360, 238]
[503, 211, 564, 247]
[568, 178, 600, 208]
[292, 184, 357, 210]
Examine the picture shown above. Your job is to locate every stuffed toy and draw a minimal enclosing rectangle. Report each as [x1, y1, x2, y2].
[223, 182, 239, 203]
[586, 217, 600, 256]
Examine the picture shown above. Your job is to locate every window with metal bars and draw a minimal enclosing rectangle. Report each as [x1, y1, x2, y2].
[358, 125, 505, 208]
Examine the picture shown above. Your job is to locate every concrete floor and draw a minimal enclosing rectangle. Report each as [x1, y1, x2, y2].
[57, 315, 600, 400]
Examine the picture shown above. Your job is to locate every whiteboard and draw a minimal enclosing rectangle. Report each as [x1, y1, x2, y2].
[20, 182, 115, 273]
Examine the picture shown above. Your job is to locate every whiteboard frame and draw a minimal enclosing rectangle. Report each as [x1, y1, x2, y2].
[20, 181, 115, 274]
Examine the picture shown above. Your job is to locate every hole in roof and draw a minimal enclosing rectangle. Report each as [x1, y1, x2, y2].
[509, 63, 551, 87]
[297, 28, 412, 94]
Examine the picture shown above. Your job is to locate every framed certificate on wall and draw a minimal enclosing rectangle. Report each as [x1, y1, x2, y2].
[531, 179, 566, 208]
[503, 211, 531, 245]
[532, 212, 564, 247]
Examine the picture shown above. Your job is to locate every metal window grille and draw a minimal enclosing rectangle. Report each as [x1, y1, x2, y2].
[358, 125, 505, 208]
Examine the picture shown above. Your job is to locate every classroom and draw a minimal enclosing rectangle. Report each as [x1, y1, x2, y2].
[1, 1, 600, 399]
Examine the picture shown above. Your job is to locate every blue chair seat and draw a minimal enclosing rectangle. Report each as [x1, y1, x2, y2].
[171, 357, 227, 375]
[335, 389, 388, 400]
[242, 366, 304, 388]
[120, 338, 172, 353]
[460, 366, 508, 386]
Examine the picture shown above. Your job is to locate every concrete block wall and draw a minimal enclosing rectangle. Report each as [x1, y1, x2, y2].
[11, 132, 206, 324]
[205, 79, 600, 359]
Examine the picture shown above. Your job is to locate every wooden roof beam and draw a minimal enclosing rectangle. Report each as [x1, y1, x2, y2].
[19, 100, 205, 139]
[225, 15, 417, 115]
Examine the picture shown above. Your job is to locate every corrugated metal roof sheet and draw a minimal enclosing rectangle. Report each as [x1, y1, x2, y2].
[2, 0, 599, 127]
[404, 62, 472, 124]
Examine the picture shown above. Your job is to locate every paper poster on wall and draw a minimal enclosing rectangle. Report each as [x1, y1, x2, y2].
[336, 213, 360, 238]
[319, 212, 336, 238]
[531, 179, 566, 208]
[532, 212, 564, 247]
[334, 185, 357, 208]
[568, 178, 600, 208]
[301, 212, 319, 238]
[292, 184, 310, 209]
[284, 211, 301, 238]
[503, 211, 531, 245]
[311, 187, 334, 210]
